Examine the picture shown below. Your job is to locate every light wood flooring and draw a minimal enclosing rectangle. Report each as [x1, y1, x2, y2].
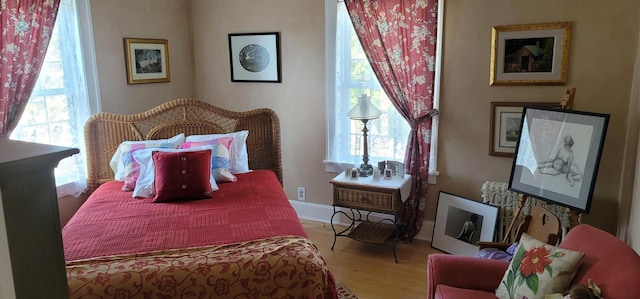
[301, 219, 442, 299]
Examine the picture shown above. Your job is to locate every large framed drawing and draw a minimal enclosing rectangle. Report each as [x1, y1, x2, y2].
[490, 22, 571, 86]
[432, 192, 499, 256]
[490, 101, 560, 157]
[124, 38, 170, 84]
[228, 32, 281, 83]
[508, 107, 609, 213]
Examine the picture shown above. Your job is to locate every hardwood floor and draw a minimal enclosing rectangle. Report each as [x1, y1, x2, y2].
[301, 219, 442, 299]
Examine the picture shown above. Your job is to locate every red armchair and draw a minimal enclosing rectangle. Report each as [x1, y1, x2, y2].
[427, 224, 640, 299]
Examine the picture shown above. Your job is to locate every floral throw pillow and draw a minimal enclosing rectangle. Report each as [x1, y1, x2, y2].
[495, 233, 585, 299]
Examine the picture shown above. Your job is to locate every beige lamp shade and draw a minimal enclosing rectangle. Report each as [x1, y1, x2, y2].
[348, 94, 381, 120]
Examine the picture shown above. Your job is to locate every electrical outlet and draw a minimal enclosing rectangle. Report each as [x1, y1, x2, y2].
[297, 187, 306, 201]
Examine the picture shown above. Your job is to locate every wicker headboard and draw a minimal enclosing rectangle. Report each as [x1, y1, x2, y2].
[84, 98, 282, 192]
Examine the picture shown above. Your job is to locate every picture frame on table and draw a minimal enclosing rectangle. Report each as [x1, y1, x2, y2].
[490, 22, 571, 86]
[228, 32, 281, 83]
[124, 38, 170, 84]
[489, 101, 561, 157]
[508, 107, 609, 213]
[432, 192, 499, 256]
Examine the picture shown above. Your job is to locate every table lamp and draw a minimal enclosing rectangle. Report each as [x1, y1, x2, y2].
[348, 94, 381, 177]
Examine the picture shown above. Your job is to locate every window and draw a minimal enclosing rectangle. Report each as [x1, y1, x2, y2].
[10, 0, 100, 197]
[325, 0, 441, 179]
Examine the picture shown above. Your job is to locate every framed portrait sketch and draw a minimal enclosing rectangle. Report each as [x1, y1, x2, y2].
[432, 192, 499, 256]
[508, 107, 609, 213]
[124, 38, 170, 84]
[228, 32, 281, 83]
[490, 22, 571, 86]
[490, 101, 561, 157]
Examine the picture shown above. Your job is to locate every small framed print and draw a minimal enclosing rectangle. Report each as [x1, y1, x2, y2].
[490, 101, 561, 157]
[350, 168, 359, 180]
[395, 162, 405, 178]
[123, 38, 170, 84]
[228, 32, 281, 83]
[384, 168, 393, 180]
[373, 169, 381, 180]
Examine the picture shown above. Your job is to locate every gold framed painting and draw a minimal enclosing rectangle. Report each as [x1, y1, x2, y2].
[490, 22, 571, 86]
[124, 38, 170, 84]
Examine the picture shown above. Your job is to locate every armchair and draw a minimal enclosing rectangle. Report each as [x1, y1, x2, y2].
[427, 224, 640, 299]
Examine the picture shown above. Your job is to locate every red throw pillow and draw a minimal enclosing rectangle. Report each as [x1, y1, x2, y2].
[152, 149, 213, 203]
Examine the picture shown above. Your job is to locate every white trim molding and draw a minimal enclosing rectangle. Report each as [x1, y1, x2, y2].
[289, 200, 434, 242]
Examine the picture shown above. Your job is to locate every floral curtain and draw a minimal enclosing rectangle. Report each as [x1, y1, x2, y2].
[0, 0, 60, 137]
[345, 0, 438, 239]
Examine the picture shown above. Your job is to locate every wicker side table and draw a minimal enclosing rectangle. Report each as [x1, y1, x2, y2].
[329, 171, 411, 263]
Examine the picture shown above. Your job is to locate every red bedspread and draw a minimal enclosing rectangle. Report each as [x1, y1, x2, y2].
[62, 170, 307, 261]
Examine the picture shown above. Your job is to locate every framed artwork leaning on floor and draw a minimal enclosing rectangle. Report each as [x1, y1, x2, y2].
[432, 191, 499, 256]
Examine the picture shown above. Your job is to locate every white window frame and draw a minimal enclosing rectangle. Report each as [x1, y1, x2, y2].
[77, 0, 102, 115]
[324, 0, 442, 183]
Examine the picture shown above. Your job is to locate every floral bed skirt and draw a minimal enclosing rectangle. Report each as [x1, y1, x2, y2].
[66, 236, 337, 299]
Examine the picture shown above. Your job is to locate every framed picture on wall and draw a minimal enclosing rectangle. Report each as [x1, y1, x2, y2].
[489, 101, 561, 157]
[508, 107, 609, 213]
[123, 38, 170, 84]
[228, 32, 282, 83]
[490, 22, 571, 86]
[432, 191, 499, 256]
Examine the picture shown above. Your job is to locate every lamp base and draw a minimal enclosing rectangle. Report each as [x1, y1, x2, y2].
[358, 163, 374, 177]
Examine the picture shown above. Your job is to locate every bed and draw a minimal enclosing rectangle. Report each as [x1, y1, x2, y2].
[62, 98, 337, 298]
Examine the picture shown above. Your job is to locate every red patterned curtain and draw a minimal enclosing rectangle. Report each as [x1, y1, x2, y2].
[345, 0, 438, 239]
[0, 0, 60, 137]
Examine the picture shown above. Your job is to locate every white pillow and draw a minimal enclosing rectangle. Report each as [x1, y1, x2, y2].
[109, 133, 186, 180]
[132, 146, 219, 198]
[185, 131, 250, 174]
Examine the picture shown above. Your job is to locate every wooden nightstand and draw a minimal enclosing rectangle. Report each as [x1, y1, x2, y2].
[329, 171, 411, 262]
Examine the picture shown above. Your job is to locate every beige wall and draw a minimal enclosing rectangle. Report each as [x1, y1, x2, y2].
[439, 0, 640, 234]
[189, 0, 331, 205]
[90, 0, 195, 113]
[90, 0, 640, 236]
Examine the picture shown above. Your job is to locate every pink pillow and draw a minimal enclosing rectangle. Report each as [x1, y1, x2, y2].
[180, 137, 237, 183]
[152, 149, 214, 203]
[109, 133, 185, 191]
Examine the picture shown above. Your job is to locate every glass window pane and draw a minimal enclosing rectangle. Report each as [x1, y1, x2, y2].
[9, 0, 91, 194]
[334, 2, 410, 166]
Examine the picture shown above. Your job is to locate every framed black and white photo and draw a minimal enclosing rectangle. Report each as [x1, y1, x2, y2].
[228, 32, 281, 83]
[508, 107, 609, 213]
[432, 192, 499, 256]
[124, 38, 170, 84]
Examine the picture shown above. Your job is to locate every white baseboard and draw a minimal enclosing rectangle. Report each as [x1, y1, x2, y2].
[289, 200, 434, 241]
